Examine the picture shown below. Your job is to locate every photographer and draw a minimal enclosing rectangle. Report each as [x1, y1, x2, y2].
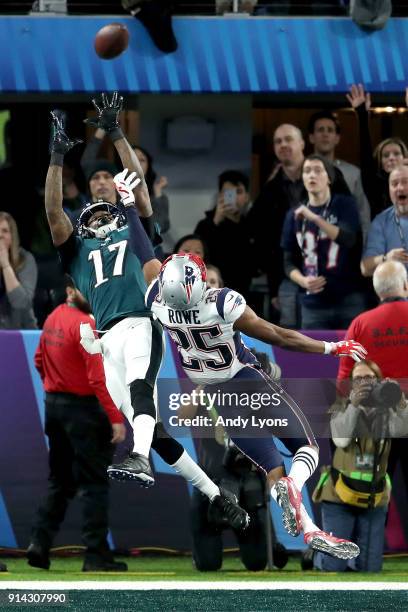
[313, 360, 408, 572]
[178, 350, 287, 572]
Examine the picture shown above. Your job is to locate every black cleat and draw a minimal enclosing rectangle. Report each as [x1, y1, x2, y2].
[107, 452, 155, 487]
[0, 561, 7, 572]
[27, 542, 50, 570]
[209, 488, 250, 532]
[82, 559, 128, 572]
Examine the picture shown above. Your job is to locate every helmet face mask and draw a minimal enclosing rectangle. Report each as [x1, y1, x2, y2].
[77, 201, 126, 239]
[159, 254, 207, 311]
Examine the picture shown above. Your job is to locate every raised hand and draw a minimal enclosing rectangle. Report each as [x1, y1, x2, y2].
[85, 91, 123, 132]
[113, 168, 141, 206]
[50, 110, 82, 155]
[346, 83, 371, 111]
[327, 340, 368, 362]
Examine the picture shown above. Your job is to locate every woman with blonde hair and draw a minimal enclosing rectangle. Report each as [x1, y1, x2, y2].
[0, 212, 38, 328]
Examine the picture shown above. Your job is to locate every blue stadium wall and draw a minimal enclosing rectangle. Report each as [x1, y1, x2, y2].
[0, 16, 407, 93]
[0, 330, 406, 553]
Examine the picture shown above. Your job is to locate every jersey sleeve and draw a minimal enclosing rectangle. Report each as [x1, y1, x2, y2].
[145, 279, 160, 310]
[215, 287, 246, 324]
[57, 232, 82, 272]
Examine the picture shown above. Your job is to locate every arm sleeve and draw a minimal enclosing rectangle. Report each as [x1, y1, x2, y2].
[330, 403, 361, 447]
[335, 195, 360, 250]
[57, 231, 81, 272]
[7, 252, 37, 310]
[145, 279, 160, 309]
[283, 249, 299, 278]
[363, 215, 386, 258]
[336, 320, 358, 384]
[389, 400, 408, 438]
[215, 288, 246, 324]
[125, 206, 156, 265]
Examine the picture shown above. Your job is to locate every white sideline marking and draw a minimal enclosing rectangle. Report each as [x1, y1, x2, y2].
[0, 581, 407, 590]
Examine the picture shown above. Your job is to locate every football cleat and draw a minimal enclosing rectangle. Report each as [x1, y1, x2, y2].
[274, 477, 302, 537]
[107, 452, 154, 487]
[304, 530, 360, 560]
[209, 488, 250, 531]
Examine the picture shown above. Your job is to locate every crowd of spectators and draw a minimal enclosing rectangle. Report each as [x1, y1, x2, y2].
[1, 83, 408, 331]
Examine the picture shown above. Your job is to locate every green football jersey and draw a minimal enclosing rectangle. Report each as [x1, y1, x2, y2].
[67, 226, 149, 330]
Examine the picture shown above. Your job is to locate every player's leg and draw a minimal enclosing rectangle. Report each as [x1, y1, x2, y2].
[217, 367, 359, 559]
[151, 422, 249, 530]
[104, 318, 163, 484]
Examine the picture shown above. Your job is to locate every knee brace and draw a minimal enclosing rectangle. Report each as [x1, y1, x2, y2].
[129, 379, 156, 420]
[151, 422, 184, 464]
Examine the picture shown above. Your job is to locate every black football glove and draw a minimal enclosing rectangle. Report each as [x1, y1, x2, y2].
[84, 91, 124, 134]
[50, 110, 82, 155]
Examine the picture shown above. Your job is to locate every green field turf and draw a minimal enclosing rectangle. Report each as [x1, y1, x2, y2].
[0, 555, 407, 582]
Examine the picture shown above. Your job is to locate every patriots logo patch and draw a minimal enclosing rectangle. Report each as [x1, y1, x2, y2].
[231, 295, 243, 310]
[184, 265, 196, 300]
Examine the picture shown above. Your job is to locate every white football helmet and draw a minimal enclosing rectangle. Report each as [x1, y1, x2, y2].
[159, 254, 207, 311]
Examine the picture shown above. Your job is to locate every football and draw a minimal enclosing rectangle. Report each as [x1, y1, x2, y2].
[94, 23, 129, 60]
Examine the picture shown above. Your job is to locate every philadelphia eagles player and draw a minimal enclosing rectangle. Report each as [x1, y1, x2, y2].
[44, 95, 251, 532]
[114, 169, 366, 560]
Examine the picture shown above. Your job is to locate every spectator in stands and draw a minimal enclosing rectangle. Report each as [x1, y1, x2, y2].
[62, 163, 87, 223]
[337, 260, 408, 503]
[0, 212, 37, 329]
[195, 170, 254, 297]
[308, 110, 371, 238]
[361, 164, 408, 277]
[216, 0, 258, 14]
[174, 234, 207, 261]
[134, 145, 170, 237]
[338, 260, 408, 386]
[281, 154, 364, 329]
[313, 359, 408, 572]
[206, 264, 223, 289]
[346, 83, 408, 218]
[248, 124, 306, 314]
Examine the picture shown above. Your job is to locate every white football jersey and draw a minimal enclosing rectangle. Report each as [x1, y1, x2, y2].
[146, 281, 257, 384]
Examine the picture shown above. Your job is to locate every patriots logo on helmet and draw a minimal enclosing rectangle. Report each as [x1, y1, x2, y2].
[184, 265, 196, 301]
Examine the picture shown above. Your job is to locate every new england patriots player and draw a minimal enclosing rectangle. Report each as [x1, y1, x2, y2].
[45, 96, 252, 532]
[114, 169, 366, 560]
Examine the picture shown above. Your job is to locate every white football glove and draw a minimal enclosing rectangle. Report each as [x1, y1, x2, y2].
[80, 322, 102, 355]
[113, 168, 141, 206]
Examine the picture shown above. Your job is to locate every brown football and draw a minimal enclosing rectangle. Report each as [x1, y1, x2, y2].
[94, 23, 129, 60]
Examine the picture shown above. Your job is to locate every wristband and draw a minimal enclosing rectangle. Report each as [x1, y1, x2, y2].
[50, 152, 64, 167]
[323, 341, 334, 355]
[108, 127, 124, 142]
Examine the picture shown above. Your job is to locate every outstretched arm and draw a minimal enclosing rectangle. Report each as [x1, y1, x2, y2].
[113, 169, 161, 284]
[234, 306, 367, 360]
[45, 111, 81, 246]
[85, 92, 152, 217]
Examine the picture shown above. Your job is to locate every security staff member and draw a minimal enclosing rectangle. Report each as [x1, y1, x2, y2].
[27, 276, 127, 572]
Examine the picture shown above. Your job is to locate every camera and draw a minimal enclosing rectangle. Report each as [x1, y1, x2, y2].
[361, 380, 402, 409]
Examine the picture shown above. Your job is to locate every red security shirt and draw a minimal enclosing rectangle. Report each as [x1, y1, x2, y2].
[337, 300, 408, 390]
[35, 303, 124, 425]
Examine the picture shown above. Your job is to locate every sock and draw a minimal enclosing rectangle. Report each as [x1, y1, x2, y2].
[132, 414, 156, 456]
[288, 446, 319, 491]
[171, 451, 220, 501]
[300, 503, 319, 534]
